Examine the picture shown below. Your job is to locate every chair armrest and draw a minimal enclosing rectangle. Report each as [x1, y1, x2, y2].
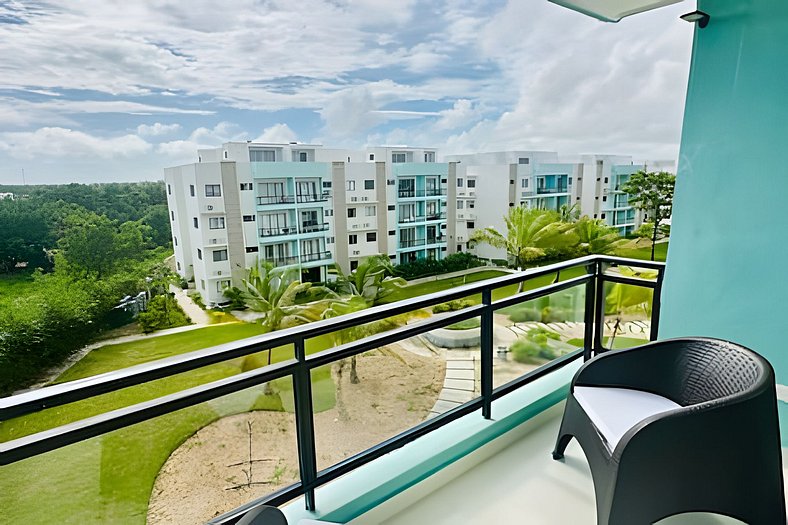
[573, 338, 709, 403]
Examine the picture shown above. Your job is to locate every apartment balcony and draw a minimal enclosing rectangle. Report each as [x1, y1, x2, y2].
[426, 235, 446, 245]
[300, 250, 331, 263]
[397, 189, 447, 198]
[398, 238, 426, 249]
[296, 192, 330, 204]
[5, 256, 784, 525]
[536, 187, 569, 195]
[259, 226, 297, 238]
[425, 212, 447, 221]
[398, 215, 426, 224]
[269, 254, 300, 266]
[257, 195, 296, 205]
[300, 222, 330, 234]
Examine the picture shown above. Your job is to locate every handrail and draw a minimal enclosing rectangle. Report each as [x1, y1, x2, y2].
[0, 254, 666, 520]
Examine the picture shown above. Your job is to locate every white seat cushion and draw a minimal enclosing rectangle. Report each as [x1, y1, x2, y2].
[574, 386, 680, 452]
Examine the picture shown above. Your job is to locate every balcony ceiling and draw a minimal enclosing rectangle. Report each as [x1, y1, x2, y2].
[548, 0, 685, 22]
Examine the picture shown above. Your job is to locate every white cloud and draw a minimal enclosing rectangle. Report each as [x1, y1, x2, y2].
[0, 127, 152, 160]
[253, 123, 298, 143]
[137, 122, 182, 136]
[432, 99, 482, 131]
[157, 122, 246, 160]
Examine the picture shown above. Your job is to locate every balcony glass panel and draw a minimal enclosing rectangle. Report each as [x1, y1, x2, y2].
[600, 263, 657, 350]
[0, 381, 300, 525]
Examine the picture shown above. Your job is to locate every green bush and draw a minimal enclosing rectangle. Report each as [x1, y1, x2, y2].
[510, 327, 561, 364]
[492, 259, 508, 267]
[433, 298, 474, 313]
[137, 294, 191, 334]
[508, 306, 540, 323]
[394, 252, 484, 280]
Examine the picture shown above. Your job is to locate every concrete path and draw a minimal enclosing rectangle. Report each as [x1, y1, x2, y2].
[169, 284, 213, 325]
[428, 351, 478, 418]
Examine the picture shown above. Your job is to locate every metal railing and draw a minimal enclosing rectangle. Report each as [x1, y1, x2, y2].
[300, 251, 331, 263]
[257, 195, 296, 205]
[398, 215, 426, 224]
[536, 187, 568, 194]
[0, 255, 665, 524]
[296, 193, 330, 204]
[398, 189, 447, 198]
[399, 238, 426, 248]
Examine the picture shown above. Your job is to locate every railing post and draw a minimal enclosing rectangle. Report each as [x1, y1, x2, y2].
[583, 264, 596, 361]
[481, 288, 494, 419]
[292, 338, 318, 511]
[650, 267, 664, 341]
[593, 261, 606, 355]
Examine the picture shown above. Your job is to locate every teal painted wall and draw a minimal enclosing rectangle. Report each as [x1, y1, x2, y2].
[659, 0, 788, 383]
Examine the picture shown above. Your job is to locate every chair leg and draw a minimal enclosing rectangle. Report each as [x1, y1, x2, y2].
[552, 432, 573, 460]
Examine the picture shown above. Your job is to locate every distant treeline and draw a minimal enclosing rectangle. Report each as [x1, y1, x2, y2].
[0, 181, 173, 393]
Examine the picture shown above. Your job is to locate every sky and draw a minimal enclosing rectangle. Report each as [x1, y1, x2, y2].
[0, 0, 694, 184]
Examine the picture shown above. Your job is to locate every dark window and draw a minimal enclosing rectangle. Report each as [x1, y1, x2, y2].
[205, 184, 221, 197]
[347, 208, 357, 218]
[441, 247, 447, 251]
[213, 249, 228, 262]
[593, 214, 598, 218]
[351, 260, 359, 271]
[441, 178, 447, 183]
[510, 180, 515, 185]
[349, 234, 358, 245]
[601, 213, 606, 219]
[170, 211, 174, 221]
[190, 185, 195, 197]
[388, 230, 395, 236]
[467, 179, 476, 188]
[323, 181, 332, 188]
[457, 245, 462, 252]
[518, 157, 529, 164]
[364, 180, 374, 190]
[245, 246, 259, 253]
[174, 236, 178, 246]
[369, 154, 374, 160]
[596, 178, 601, 182]
[602, 196, 607, 202]
[177, 261, 181, 270]
[193, 217, 198, 228]
[467, 221, 475, 229]
[240, 183, 252, 190]
[243, 215, 255, 222]
[197, 249, 202, 260]
[457, 178, 463, 187]
[224, 151, 228, 159]
[167, 184, 171, 195]
[366, 232, 376, 242]
[387, 205, 395, 211]
[604, 177, 608, 183]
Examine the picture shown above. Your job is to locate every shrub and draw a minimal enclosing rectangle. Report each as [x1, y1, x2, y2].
[221, 286, 246, 309]
[433, 299, 474, 313]
[137, 294, 191, 333]
[510, 327, 561, 364]
[492, 259, 508, 267]
[507, 306, 540, 323]
[393, 253, 483, 280]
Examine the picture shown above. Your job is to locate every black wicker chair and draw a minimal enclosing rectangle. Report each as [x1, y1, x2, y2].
[552, 337, 786, 524]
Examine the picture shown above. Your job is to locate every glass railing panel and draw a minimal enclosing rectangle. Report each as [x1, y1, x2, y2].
[493, 284, 586, 389]
[601, 281, 653, 350]
[0, 380, 299, 525]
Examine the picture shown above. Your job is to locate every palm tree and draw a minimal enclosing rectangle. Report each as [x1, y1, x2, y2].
[470, 207, 577, 290]
[574, 217, 626, 255]
[559, 203, 581, 223]
[605, 266, 656, 348]
[333, 254, 406, 305]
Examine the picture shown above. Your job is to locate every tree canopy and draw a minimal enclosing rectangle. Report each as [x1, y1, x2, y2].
[621, 171, 676, 260]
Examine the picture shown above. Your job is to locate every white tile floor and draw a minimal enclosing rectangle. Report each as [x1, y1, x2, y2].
[351, 407, 787, 525]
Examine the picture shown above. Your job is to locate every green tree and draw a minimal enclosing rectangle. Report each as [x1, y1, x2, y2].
[559, 203, 581, 223]
[334, 254, 406, 304]
[574, 217, 626, 255]
[621, 171, 676, 261]
[470, 207, 577, 290]
[0, 200, 52, 272]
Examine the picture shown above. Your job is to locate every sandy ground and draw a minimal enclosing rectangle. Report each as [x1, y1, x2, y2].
[147, 346, 445, 525]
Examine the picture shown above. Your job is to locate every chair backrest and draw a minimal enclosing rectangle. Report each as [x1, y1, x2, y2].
[676, 339, 764, 405]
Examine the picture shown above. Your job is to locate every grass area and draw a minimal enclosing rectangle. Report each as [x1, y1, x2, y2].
[0, 271, 36, 307]
[0, 262, 594, 523]
[445, 318, 481, 330]
[567, 336, 649, 350]
[615, 242, 669, 262]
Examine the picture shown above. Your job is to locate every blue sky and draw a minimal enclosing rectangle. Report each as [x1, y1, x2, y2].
[0, 0, 693, 184]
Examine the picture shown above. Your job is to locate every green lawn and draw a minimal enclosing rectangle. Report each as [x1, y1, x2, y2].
[0, 271, 36, 308]
[616, 242, 669, 262]
[0, 263, 593, 523]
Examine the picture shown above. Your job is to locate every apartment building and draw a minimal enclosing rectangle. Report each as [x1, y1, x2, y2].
[165, 142, 444, 305]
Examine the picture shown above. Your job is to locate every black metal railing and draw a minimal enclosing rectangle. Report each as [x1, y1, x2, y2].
[399, 238, 426, 249]
[300, 222, 329, 234]
[398, 189, 447, 198]
[300, 251, 331, 263]
[398, 215, 426, 224]
[426, 212, 446, 220]
[257, 195, 296, 205]
[536, 187, 568, 194]
[259, 226, 295, 237]
[296, 193, 330, 204]
[0, 255, 665, 524]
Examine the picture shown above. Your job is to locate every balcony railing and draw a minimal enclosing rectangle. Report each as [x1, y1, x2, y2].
[398, 215, 426, 224]
[399, 238, 426, 249]
[300, 222, 330, 234]
[426, 212, 446, 220]
[398, 189, 447, 198]
[300, 251, 331, 263]
[536, 187, 568, 195]
[0, 255, 665, 524]
[426, 235, 445, 245]
[259, 226, 296, 237]
[296, 192, 330, 204]
[270, 254, 300, 265]
[257, 195, 296, 205]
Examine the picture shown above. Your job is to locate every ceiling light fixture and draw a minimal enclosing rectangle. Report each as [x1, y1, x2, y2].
[680, 10, 710, 28]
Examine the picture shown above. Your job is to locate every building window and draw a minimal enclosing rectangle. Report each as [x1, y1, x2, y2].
[388, 230, 395, 236]
[174, 236, 178, 246]
[457, 178, 463, 187]
[467, 221, 475, 229]
[457, 200, 464, 209]
[250, 150, 276, 162]
[468, 200, 475, 209]
[167, 184, 171, 195]
[213, 249, 228, 262]
[602, 196, 607, 202]
[392, 152, 407, 163]
[601, 213, 606, 219]
[364, 179, 374, 190]
[518, 157, 530, 164]
[604, 177, 608, 183]
[467, 179, 476, 188]
[349, 234, 358, 245]
[387, 205, 395, 211]
[457, 244, 463, 252]
[201, 279, 205, 290]
[299, 151, 308, 162]
[424, 151, 435, 162]
[366, 232, 377, 242]
[193, 217, 198, 228]
[568, 177, 572, 185]
[190, 185, 195, 197]
[205, 184, 221, 197]
[246, 246, 259, 253]
[365, 205, 376, 216]
[510, 179, 515, 185]
[347, 208, 357, 218]
[224, 151, 228, 159]
[323, 181, 332, 188]
[197, 249, 202, 260]
[346, 180, 356, 191]
[441, 178, 447, 183]
[218, 280, 231, 293]
[369, 154, 375, 161]
[177, 261, 181, 270]
[521, 179, 529, 188]
[240, 183, 252, 191]
[350, 260, 359, 271]
[209, 217, 225, 229]
[243, 215, 255, 222]
[327, 236, 335, 244]
[170, 211, 175, 221]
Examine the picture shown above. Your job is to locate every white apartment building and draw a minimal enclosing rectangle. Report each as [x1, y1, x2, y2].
[165, 142, 444, 306]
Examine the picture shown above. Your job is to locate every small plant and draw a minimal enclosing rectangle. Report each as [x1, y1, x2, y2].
[510, 327, 562, 364]
[433, 298, 474, 313]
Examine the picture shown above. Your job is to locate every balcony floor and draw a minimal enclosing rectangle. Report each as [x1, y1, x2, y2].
[351, 405, 788, 525]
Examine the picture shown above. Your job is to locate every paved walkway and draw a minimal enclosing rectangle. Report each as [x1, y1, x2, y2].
[169, 284, 213, 325]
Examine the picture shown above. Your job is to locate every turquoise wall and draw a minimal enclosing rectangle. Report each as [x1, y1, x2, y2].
[659, 0, 788, 383]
